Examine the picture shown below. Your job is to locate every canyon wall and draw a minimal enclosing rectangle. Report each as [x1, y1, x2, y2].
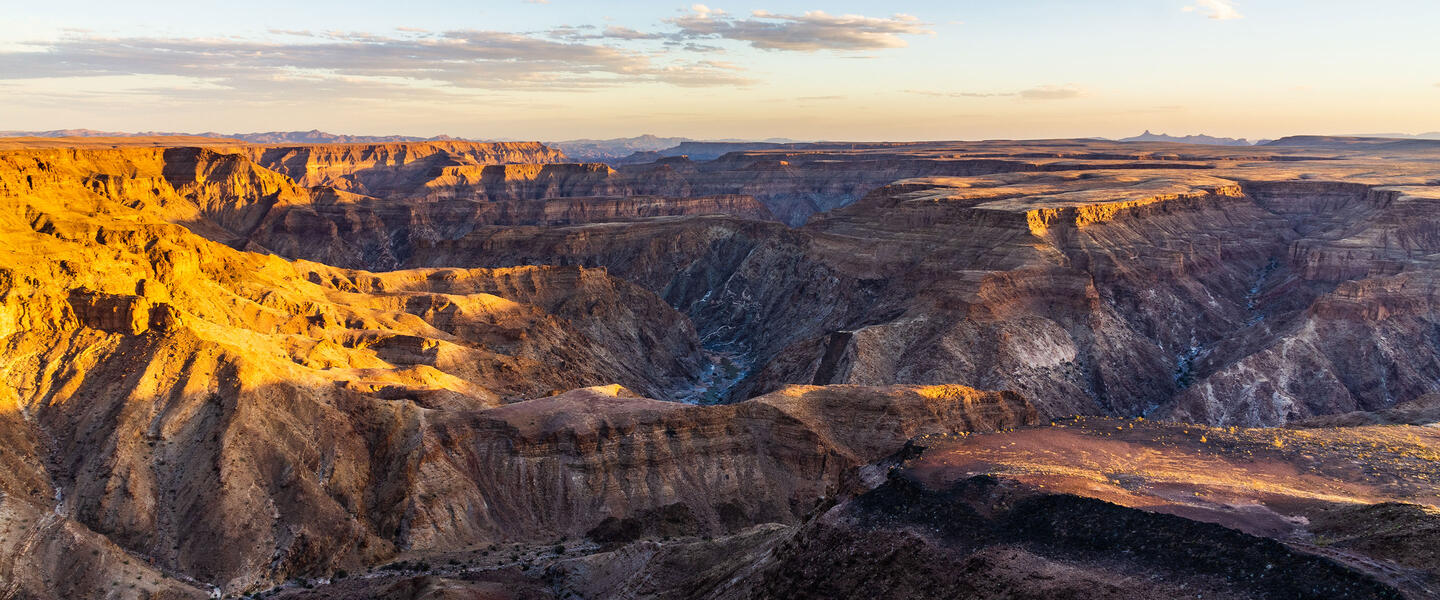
[245, 141, 568, 197]
[3, 137, 1440, 597]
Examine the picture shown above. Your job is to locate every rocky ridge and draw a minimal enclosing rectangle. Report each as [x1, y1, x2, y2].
[362, 142, 1440, 427]
[1, 136, 1439, 598]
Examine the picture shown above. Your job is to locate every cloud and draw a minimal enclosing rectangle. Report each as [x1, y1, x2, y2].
[550, 25, 666, 41]
[906, 85, 1085, 101]
[600, 26, 665, 40]
[0, 8, 936, 110]
[666, 8, 932, 51]
[1183, 0, 1243, 20]
[647, 63, 753, 87]
[1018, 85, 1085, 100]
[690, 4, 723, 18]
[0, 29, 751, 95]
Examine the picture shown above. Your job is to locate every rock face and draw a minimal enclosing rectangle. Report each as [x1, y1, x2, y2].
[2, 136, 1440, 598]
[238, 139, 1251, 227]
[275, 417, 1440, 600]
[0, 139, 1043, 592]
[0, 147, 710, 401]
[248, 193, 773, 271]
[383, 149, 1440, 426]
[393, 171, 1306, 418]
[403, 384, 1035, 546]
[245, 142, 569, 196]
[0, 144, 742, 591]
[733, 475, 1405, 600]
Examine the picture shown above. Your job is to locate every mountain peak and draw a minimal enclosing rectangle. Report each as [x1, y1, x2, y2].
[1119, 131, 1253, 146]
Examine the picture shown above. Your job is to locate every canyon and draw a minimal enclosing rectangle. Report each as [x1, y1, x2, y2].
[0, 135, 1438, 599]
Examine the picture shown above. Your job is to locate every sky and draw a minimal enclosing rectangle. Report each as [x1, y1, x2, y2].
[1, 0, 1438, 141]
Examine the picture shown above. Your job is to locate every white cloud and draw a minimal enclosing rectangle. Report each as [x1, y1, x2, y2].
[550, 24, 665, 41]
[0, 29, 753, 94]
[1183, 0, 1243, 20]
[691, 4, 723, 18]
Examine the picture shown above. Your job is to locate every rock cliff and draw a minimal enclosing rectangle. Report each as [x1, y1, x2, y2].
[245, 142, 568, 197]
[398, 159, 1440, 426]
[3, 136, 1440, 598]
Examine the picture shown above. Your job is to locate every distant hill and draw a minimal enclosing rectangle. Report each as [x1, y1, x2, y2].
[1119, 130, 1253, 146]
[549, 135, 801, 163]
[0, 130, 809, 162]
[1341, 132, 1440, 141]
[215, 130, 469, 144]
[547, 135, 695, 162]
[0, 128, 472, 144]
[1261, 135, 1440, 150]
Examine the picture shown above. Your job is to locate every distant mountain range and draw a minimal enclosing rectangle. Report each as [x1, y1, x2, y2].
[544, 135, 693, 162]
[1260, 135, 1440, 150]
[1119, 130, 1440, 147]
[548, 135, 800, 162]
[1345, 132, 1440, 140]
[0, 129, 805, 162]
[1118, 130, 1255, 146]
[0, 128, 468, 144]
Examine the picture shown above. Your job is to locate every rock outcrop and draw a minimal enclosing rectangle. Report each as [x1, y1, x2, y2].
[248, 193, 773, 270]
[269, 417, 1440, 599]
[245, 142, 568, 197]
[4, 136, 1440, 599]
[392, 157, 1440, 426]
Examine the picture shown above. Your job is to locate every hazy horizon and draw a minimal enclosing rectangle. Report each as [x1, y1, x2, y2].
[4, 0, 1439, 141]
[12, 127, 1440, 145]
